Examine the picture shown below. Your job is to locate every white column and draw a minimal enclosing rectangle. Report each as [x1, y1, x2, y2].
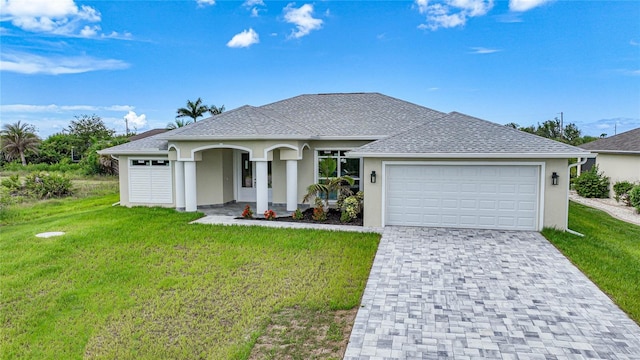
[184, 160, 197, 212]
[286, 160, 298, 212]
[174, 160, 185, 210]
[255, 160, 269, 215]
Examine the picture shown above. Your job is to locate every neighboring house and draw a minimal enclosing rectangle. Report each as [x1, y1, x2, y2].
[579, 128, 640, 195]
[99, 93, 591, 231]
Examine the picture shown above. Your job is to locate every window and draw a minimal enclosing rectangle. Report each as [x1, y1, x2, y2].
[132, 160, 150, 166]
[317, 150, 361, 200]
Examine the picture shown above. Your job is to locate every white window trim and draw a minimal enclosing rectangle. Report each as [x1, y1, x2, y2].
[314, 148, 363, 193]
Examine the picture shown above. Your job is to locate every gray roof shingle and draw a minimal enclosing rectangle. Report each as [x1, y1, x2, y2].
[579, 128, 640, 153]
[99, 132, 169, 155]
[100, 93, 590, 158]
[348, 112, 591, 158]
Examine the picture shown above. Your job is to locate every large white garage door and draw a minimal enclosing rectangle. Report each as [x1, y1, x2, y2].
[385, 164, 540, 230]
[129, 159, 173, 204]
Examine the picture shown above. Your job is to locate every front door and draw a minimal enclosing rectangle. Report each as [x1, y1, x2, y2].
[236, 151, 272, 202]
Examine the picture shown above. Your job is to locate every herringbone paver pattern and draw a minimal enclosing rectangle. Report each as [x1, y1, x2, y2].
[345, 227, 640, 359]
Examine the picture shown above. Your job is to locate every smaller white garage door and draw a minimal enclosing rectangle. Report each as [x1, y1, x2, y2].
[129, 159, 173, 204]
[385, 164, 540, 230]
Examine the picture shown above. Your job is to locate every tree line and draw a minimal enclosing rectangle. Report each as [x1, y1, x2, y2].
[504, 117, 602, 146]
[1, 98, 225, 174]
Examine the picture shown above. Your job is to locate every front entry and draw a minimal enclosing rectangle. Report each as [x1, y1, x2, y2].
[236, 151, 272, 202]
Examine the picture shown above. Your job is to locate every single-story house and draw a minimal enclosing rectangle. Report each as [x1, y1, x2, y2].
[579, 128, 640, 195]
[99, 93, 591, 231]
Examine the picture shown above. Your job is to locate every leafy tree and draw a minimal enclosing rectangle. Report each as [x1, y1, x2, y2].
[209, 104, 225, 116]
[35, 133, 79, 164]
[0, 121, 41, 166]
[176, 98, 209, 123]
[562, 123, 582, 145]
[166, 118, 193, 130]
[67, 114, 115, 154]
[535, 118, 562, 140]
[80, 135, 129, 175]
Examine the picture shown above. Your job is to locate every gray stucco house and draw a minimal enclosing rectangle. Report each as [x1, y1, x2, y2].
[100, 93, 591, 231]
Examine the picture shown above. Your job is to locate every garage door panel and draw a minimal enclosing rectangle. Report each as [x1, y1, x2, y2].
[386, 164, 539, 230]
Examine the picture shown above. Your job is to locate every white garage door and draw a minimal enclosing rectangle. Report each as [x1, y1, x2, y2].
[129, 159, 173, 204]
[385, 164, 540, 230]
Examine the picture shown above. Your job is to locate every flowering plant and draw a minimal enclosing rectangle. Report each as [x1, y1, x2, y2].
[264, 209, 276, 220]
[241, 204, 253, 219]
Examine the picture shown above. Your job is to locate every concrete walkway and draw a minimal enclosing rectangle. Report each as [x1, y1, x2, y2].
[345, 227, 640, 359]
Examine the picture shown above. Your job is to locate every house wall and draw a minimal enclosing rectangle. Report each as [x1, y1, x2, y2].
[595, 154, 640, 196]
[196, 149, 233, 206]
[362, 158, 571, 231]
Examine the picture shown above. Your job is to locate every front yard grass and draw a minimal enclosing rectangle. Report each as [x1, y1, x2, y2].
[1, 194, 380, 359]
[542, 201, 640, 324]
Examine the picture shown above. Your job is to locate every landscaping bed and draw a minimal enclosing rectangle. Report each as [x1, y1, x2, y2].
[238, 208, 363, 226]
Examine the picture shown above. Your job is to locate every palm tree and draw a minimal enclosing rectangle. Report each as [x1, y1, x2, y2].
[166, 118, 193, 130]
[176, 97, 209, 123]
[0, 121, 41, 166]
[302, 158, 355, 209]
[209, 104, 225, 116]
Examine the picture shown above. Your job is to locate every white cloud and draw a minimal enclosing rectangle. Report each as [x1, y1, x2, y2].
[631, 40, 639, 47]
[80, 25, 99, 37]
[0, 51, 129, 75]
[243, 0, 264, 6]
[470, 46, 500, 54]
[283, 3, 323, 39]
[196, 0, 215, 7]
[226, 28, 260, 48]
[1, 104, 135, 113]
[0, 0, 101, 35]
[509, 0, 552, 12]
[123, 111, 147, 130]
[417, 0, 493, 31]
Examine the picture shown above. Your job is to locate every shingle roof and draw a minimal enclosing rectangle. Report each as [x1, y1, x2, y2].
[99, 132, 169, 155]
[258, 93, 446, 137]
[348, 112, 591, 158]
[100, 92, 590, 158]
[164, 105, 311, 139]
[129, 128, 168, 141]
[579, 128, 640, 153]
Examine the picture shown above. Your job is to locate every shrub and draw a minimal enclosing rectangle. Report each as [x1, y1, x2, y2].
[264, 209, 276, 220]
[1, 174, 22, 195]
[241, 204, 253, 219]
[312, 197, 327, 221]
[340, 196, 361, 223]
[292, 208, 303, 220]
[574, 166, 610, 198]
[23, 172, 73, 199]
[629, 186, 640, 213]
[613, 181, 635, 205]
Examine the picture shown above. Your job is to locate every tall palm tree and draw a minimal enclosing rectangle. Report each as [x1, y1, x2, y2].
[0, 121, 41, 166]
[176, 97, 209, 123]
[166, 118, 193, 130]
[209, 104, 225, 116]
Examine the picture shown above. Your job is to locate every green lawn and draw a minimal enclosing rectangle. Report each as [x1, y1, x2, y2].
[0, 194, 380, 359]
[542, 201, 640, 324]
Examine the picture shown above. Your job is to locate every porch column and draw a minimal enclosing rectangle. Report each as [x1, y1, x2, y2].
[286, 160, 298, 211]
[255, 160, 269, 215]
[184, 160, 197, 212]
[174, 160, 185, 210]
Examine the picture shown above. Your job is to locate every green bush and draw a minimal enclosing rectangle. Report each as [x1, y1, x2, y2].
[3, 172, 74, 199]
[574, 166, 610, 198]
[629, 186, 640, 213]
[613, 181, 635, 205]
[2, 160, 82, 173]
[340, 191, 364, 223]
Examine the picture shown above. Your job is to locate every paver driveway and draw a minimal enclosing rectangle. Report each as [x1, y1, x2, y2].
[345, 227, 640, 359]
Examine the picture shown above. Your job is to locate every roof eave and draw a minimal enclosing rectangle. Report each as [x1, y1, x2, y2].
[579, 149, 640, 155]
[98, 149, 169, 156]
[163, 135, 310, 141]
[346, 152, 595, 159]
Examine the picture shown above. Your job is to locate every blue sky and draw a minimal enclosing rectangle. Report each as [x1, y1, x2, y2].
[1, 0, 639, 138]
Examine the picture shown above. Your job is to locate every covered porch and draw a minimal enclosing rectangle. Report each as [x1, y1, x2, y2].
[169, 141, 309, 215]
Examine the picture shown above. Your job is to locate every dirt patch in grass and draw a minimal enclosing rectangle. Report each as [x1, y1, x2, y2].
[249, 306, 358, 360]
